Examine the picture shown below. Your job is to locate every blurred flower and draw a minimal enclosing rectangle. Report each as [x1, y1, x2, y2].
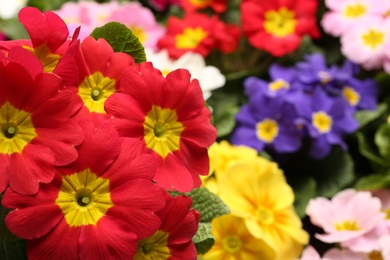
[231, 90, 302, 154]
[0, 0, 27, 19]
[219, 157, 309, 258]
[157, 12, 239, 58]
[299, 245, 331, 260]
[321, 0, 390, 37]
[106, 2, 165, 51]
[70, 36, 135, 124]
[200, 215, 276, 260]
[145, 48, 225, 100]
[54, 1, 119, 40]
[135, 194, 199, 260]
[294, 89, 359, 159]
[147, 0, 181, 11]
[105, 62, 217, 192]
[306, 188, 385, 243]
[2, 122, 166, 259]
[0, 48, 83, 195]
[180, 0, 227, 13]
[341, 17, 390, 70]
[240, 0, 320, 57]
[322, 248, 369, 259]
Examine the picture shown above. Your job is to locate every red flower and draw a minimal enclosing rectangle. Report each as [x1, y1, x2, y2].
[157, 12, 240, 58]
[2, 121, 166, 259]
[105, 62, 217, 192]
[180, 0, 227, 13]
[70, 36, 135, 125]
[135, 194, 200, 259]
[240, 0, 320, 57]
[0, 49, 83, 195]
[0, 7, 79, 85]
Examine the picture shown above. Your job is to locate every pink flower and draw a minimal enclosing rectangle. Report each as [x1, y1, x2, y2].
[306, 189, 385, 243]
[323, 248, 369, 260]
[105, 2, 165, 51]
[299, 246, 331, 260]
[341, 17, 390, 70]
[321, 0, 390, 37]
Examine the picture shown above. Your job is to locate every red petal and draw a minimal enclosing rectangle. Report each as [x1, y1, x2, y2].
[79, 216, 137, 259]
[7, 46, 43, 78]
[0, 155, 10, 193]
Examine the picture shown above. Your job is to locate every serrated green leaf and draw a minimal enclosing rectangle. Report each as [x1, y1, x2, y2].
[90, 22, 146, 64]
[312, 147, 355, 197]
[357, 131, 390, 167]
[192, 222, 215, 255]
[355, 173, 390, 190]
[186, 187, 230, 222]
[355, 103, 388, 129]
[291, 177, 316, 218]
[375, 124, 390, 159]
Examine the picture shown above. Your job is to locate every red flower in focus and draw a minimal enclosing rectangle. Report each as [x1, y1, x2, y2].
[135, 194, 200, 259]
[105, 62, 217, 192]
[0, 49, 83, 195]
[157, 13, 239, 58]
[0, 7, 79, 85]
[70, 36, 135, 125]
[240, 0, 320, 57]
[2, 122, 166, 259]
[180, 0, 227, 13]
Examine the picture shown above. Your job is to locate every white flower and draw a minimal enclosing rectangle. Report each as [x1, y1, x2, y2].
[145, 48, 225, 100]
[0, 0, 27, 19]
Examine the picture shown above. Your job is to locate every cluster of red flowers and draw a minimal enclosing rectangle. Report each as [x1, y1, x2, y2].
[0, 7, 216, 259]
[157, 0, 240, 58]
[157, 0, 320, 58]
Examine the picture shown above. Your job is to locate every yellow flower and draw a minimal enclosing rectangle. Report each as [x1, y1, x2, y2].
[200, 215, 275, 260]
[202, 141, 258, 193]
[218, 157, 309, 258]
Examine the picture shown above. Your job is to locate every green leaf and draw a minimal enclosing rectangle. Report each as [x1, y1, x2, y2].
[356, 131, 390, 167]
[90, 22, 146, 64]
[186, 187, 230, 222]
[0, 204, 19, 241]
[312, 147, 355, 197]
[375, 124, 390, 159]
[291, 177, 316, 218]
[0, 240, 27, 260]
[355, 103, 388, 129]
[0, 18, 29, 40]
[192, 222, 215, 255]
[355, 173, 390, 190]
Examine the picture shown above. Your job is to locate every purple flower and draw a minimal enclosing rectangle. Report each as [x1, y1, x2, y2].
[296, 53, 353, 94]
[340, 78, 379, 111]
[244, 63, 300, 99]
[295, 89, 359, 159]
[231, 91, 302, 154]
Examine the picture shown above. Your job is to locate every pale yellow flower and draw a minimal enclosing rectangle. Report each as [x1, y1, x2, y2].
[200, 215, 275, 260]
[218, 157, 309, 258]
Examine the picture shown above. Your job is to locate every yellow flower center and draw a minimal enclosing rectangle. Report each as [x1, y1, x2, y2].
[222, 236, 242, 253]
[318, 71, 332, 85]
[268, 79, 289, 92]
[143, 105, 184, 158]
[256, 119, 279, 143]
[0, 102, 37, 155]
[362, 29, 384, 49]
[334, 220, 360, 231]
[263, 7, 297, 37]
[175, 27, 208, 49]
[161, 68, 171, 77]
[189, 0, 211, 7]
[134, 230, 170, 260]
[24, 45, 61, 73]
[342, 86, 360, 106]
[344, 3, 367, 18]
[55, 169, 113, 227]
[368, 250, 384, 260]
[78, 71, 116, 114]
[256, 207, 274, 225]
[129, 25, 147, 44]
[312, 111, 332, 134]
